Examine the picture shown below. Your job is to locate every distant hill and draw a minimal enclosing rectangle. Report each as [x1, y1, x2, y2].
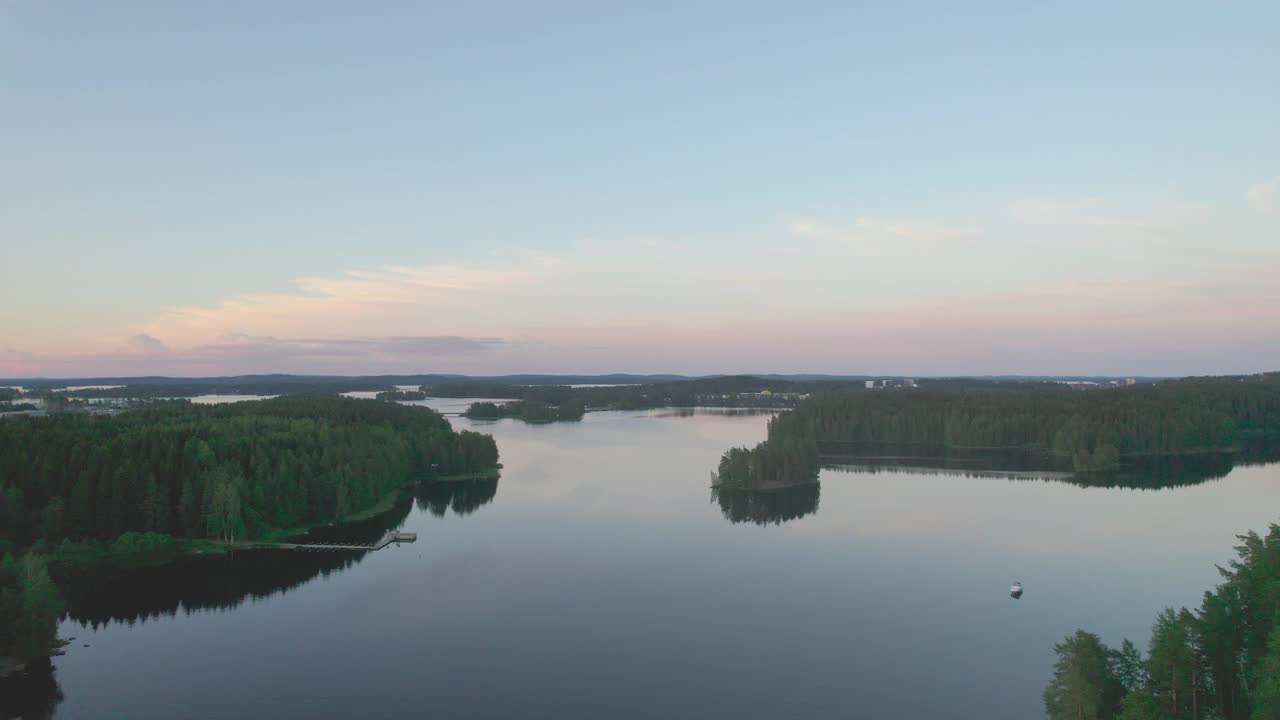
[2, 372, 1179, 389]
[1, 373, 693, 392]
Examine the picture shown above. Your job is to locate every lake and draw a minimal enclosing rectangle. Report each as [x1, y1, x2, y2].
[11, 404, 1280, 719]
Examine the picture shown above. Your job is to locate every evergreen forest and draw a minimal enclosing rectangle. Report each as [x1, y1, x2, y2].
[1044, 523, 1280, 720]
[0, 396, 499, 552]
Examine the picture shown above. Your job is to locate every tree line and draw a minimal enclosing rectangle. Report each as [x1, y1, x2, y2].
[463, 400, 586, 423]
[0, 553, 62, 669]
[427, 375, 853, 411]
[714, 436, 821, 490]
[375, 389, 427, 401]
[0, 395, 499, 553]
[762, 382, 1280, 472]
[1044, 523, 1280, 720]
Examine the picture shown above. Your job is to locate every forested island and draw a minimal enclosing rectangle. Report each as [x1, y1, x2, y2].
[0, 396, 498, 552]
[463, 400, 586, 423]
[717, 379, 1280, 484]
[0, 395, 499, 671]
[427, 375, 827, 410]
[374, 389, 427, 401]
[713, 437, 821, 490]
[1043, 523, 1280, 720]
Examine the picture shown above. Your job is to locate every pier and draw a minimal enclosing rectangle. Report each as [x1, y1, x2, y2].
[258, 530, 417, 552]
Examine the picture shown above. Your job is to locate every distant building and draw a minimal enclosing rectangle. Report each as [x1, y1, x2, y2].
[865, 379, 916, 390]
[725, 391, 810, 402]
[1124, 377, 1137, 386]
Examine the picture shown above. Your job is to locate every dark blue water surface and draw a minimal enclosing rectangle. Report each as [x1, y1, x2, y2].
[24, 402, 1280, 719]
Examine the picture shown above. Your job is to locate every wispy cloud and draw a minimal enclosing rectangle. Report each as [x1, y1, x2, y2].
[0, 334, 511, 377]
[124, 334, 169, 354]
[1246, 177, 1280, 213]
[146, 263, 541, 347]
[4, 193, 1278, 377]
[1008, 197, 1186, 238]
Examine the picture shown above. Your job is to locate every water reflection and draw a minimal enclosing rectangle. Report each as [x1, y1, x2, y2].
[708, 437, 1280, 527]
[414, 478, 500, 517]
[816, 437, 1280, 490]
[54, 498, 415, 630]
[52, 476, 506, 632]
[711, 483, 821, 526]
[0, 658, 63, 720]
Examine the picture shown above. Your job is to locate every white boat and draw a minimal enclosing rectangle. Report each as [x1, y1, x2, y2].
[1010, 581, 1024, 598]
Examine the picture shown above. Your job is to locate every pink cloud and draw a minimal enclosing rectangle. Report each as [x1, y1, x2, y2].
[5, 201, 1278, 378]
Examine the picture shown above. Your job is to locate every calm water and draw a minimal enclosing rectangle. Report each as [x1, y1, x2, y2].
[13, 405, 1280, 719]
[188, 394, 277, 404]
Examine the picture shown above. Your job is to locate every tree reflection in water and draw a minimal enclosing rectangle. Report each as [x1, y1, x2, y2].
[54, 498, 414, 630]
[54, 476, 503, 631]
[29, 478, 503, 718]
[415, 478, 499, 517]
[712, 483, 821, 526]
[709, 437, 1280, 528]
[820, 437, 1280, 490]
[0, 658, 63, 720]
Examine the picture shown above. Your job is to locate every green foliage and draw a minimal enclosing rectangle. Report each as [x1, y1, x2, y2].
[0, 396, 499, 548]
[1146, 608, 1200, 719]
[715, 436, 820, 489]
[516, 401, 557, 423]
[0, 552, 63, 661]
[462, 402, 506, 420]
[1116, 688, 1164, 720]
[1252, 626, 1280, 720]
[1110, 639, 1148, 694]
[1044, 630, 1124, 720]
[433, 375, 840, 410]
[462, 400, 584, 424]
[556, 399, 586, 421]
[108, 532, 177, 556]
[1048, 522, 1280, 720]
[374, 389, 427, 401]
[766, 381, 1280, 466]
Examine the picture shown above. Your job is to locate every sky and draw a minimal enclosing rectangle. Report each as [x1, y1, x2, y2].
[2, 1, 1278, 378]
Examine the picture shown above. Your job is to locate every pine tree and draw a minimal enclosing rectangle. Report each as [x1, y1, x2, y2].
[15, 553, 62, 658]
[1147, 608, 1200, 720]
[1251, 626, 1280, 720]
[1045, 630, 1119, 720]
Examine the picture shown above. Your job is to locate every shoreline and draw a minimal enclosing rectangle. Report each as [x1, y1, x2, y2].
[25, 467, 500, 566]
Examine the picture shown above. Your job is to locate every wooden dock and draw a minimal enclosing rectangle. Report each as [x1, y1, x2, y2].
[264, 530, 417, 552]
